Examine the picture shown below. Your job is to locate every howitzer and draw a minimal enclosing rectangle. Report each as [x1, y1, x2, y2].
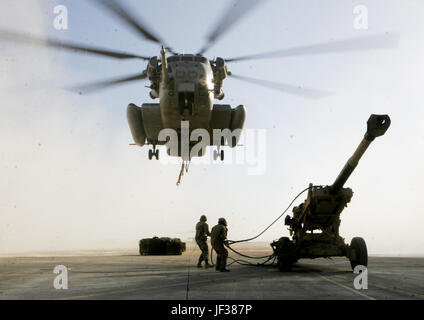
[271, 114, 391, 271]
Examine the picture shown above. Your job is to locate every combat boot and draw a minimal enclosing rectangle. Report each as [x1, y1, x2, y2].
[197, 257, 202, 268]
[204, 260, 213, 268]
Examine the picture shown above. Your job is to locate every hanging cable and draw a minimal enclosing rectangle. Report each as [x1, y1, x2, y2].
[209, 185, 322, 265]
[210, 247, 276, 267]
[176, 160, 191, 186]
[225, 242, 274, 259]
[227, 255, 277, 267]
[228, 185, 319, 245]
[176, 162, 185, 186]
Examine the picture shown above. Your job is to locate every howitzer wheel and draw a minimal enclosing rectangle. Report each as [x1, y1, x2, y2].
[276, 237, 296, 272]
[349, 237, 368, 270]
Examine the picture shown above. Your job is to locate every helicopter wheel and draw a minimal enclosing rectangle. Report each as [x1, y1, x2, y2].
[213, 150, 224, 161]
[155, 149, 159, 160]
[148, 149, 153, 160]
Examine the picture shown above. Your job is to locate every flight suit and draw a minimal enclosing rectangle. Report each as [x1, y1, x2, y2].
[210, 223, 229, 272]
[195, 221, 211, 266]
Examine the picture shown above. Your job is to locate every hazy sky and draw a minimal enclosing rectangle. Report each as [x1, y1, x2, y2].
[0, 0, 423, 255]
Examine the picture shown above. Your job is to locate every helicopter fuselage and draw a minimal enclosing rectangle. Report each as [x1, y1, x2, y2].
[159, 55, 215, 132]
[127, 52, 246, 160]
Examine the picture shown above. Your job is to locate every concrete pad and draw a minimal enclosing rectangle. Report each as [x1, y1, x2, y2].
[0, 246, 423, 300]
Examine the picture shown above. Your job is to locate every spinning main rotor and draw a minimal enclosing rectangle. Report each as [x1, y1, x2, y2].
[0, 0, 399, 97]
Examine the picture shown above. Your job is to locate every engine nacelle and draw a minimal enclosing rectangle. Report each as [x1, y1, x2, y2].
[127, 104, 146, 147]
[209, 104, 246, 148]
[229, 105, 246, 147]
[213, 57, 228, 100]
[147, 57, 160, 99]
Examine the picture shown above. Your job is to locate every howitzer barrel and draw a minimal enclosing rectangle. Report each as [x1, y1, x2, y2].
[330, 114, 391, 194]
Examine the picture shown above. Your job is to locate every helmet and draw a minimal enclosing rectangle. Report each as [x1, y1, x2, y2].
[218, 218, 227, 226]
[200, 215, 207, 222]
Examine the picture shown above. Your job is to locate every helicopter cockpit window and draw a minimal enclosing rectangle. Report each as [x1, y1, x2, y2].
[181, 56, 195, 62]
[167, 56, 179, 63]
[194, 56, 208, 64]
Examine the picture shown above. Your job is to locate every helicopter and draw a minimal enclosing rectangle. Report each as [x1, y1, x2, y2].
[0, 0, 398, 164]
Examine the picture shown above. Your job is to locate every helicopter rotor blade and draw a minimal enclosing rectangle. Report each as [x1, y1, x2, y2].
[229, 73, 332, 99]
[93, 0, 175, 53]
[198, 0, 265, 55]
[0, 30, 150, 60]
[225, 33, 399, 62]
[68, 72, 148, 94]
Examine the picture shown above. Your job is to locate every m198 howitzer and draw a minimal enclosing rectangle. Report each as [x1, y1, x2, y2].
[271, 115, 391, 271]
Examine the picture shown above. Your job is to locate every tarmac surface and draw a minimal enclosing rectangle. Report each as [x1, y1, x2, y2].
[0, 245, 423, 300]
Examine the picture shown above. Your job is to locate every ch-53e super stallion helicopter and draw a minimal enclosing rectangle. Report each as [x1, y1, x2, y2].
[0, 0, 398, 168]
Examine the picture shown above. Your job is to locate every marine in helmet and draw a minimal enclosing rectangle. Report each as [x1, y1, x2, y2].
[195, 215, 212, 268]
[210, 218, 230, 272]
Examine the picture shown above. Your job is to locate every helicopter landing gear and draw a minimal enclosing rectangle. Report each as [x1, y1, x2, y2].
[148, 146, 159, 160]
[213, 148, 224, 161]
